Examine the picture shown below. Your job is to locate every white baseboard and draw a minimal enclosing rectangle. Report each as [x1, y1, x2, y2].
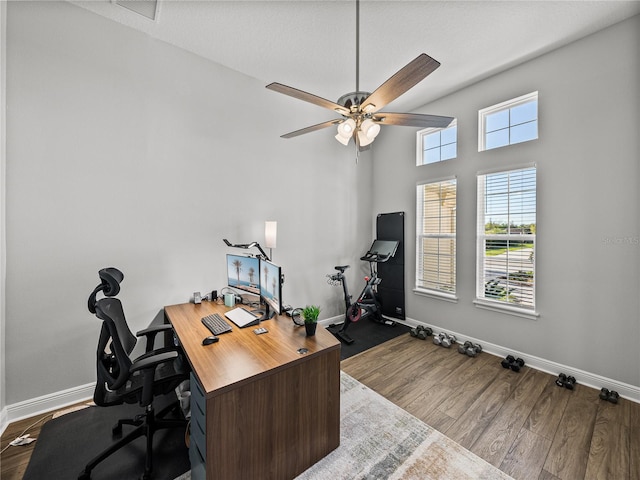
[2, 382, 94, 433]
[322, 314, 640, 404]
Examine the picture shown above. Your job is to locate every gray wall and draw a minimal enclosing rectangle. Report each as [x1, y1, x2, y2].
[4, 1, 373, 405]
[372, 15, 640, 388]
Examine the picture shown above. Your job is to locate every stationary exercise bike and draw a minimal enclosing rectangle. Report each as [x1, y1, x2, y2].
[327, 240, 399, 344]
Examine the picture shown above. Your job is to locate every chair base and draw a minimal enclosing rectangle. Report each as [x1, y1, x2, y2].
[78, 401, 187, 480]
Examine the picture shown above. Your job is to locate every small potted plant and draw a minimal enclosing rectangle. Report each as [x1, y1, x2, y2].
[302, 305, 321, 336]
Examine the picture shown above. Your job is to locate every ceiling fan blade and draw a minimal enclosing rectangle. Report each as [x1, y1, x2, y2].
[266, 83, 350, 116]
[360, 54, 441, 114]
[373, 112, 454, 129]
[280, 119, 342, 139]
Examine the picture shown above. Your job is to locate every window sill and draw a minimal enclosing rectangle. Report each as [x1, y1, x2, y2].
[413, 288, 458, 303]
[473, 299, 539, 320]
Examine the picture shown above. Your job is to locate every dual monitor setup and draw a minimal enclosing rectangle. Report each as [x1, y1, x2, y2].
[226, 253, 283, 320]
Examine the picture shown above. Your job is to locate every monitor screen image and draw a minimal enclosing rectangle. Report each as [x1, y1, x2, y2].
[259, 258, 282, 315]
[226, 254, 260, 295]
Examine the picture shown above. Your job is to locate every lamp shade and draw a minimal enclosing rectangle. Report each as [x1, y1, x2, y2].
[265, 221, 277, 249]
[357, 119, 381, 147]
[335, 118, 356, 145]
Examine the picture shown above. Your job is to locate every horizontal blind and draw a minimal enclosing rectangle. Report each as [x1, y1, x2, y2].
[416, 179, 457, 293]
[477, 168, 536, 308]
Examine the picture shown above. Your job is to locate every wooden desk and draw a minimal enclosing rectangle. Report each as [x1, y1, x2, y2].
[165, 302, 341, 480]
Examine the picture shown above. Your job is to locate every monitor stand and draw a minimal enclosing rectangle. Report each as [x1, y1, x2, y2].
[251, 302, 275, 321]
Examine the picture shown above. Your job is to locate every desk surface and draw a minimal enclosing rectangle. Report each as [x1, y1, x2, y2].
[165, 301, 341, 396]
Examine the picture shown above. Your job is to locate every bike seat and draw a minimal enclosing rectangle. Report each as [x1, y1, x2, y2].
[334, 265, 350, 272]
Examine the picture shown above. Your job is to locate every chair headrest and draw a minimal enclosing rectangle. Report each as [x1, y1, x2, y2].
[98, 267, 124, 297]
[99, 267, 124, 297]
[88, 267, 124, 314]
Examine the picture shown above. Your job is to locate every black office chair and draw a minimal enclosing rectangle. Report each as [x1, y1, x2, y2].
[79, 268, 190, 480]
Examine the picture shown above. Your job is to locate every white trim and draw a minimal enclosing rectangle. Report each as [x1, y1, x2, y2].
[473, 298, 539, 320]
[413, 288, 458, 303]
[403, 317, 640, 404]
[477, 162, 537, 177]
[478, 91, 538, 152]
[3, 383, 94, 425]
[416, 119, 458, 165]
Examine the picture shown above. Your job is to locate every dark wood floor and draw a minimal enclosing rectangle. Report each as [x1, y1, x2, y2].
[2, 334, 639, 480]
[342, 334, 640, 480]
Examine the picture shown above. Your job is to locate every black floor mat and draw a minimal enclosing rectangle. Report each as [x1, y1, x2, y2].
[329, 317, 411, 360]
[24, 394, 189, 480]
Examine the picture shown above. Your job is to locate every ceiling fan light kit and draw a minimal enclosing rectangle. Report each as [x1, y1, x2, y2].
[266, 0, 453, 157]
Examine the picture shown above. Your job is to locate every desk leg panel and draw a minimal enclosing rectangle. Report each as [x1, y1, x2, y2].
[206, 348, 340, 480]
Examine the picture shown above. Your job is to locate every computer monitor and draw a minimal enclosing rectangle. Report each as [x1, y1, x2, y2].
[259, 258, 282, 319]
[226, 254, 260, 295]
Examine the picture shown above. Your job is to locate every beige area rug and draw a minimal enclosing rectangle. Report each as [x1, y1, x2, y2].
[176, 371, 512, 480]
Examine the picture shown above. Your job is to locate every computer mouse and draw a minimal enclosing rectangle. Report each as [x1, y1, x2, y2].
[202, 335, 219, 345]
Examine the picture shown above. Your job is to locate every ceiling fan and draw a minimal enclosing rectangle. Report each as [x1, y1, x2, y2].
[266, 0, 454, 153]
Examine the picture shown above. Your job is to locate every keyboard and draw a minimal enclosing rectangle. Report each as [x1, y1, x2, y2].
[201, 313, 233, 336]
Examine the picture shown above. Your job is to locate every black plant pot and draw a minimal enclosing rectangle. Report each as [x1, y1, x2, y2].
[305, 323, 317, 336]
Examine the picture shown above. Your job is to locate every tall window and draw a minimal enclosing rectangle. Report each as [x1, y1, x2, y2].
[479, 92, 538, 151]
[416, 179, 457, 295]
[417, 121, 457, 165]
[477, 167, 536, 311]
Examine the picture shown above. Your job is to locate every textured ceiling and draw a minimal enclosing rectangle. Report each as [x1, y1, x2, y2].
[71, 0, 640, 113]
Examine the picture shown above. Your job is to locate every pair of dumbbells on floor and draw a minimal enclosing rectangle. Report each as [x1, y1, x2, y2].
[599, 388, 619, 404]
[433, 332, 457, 348]
[458, 341, 482, 357]
[409, 325, 433, 340]
[555, 373, 576, 390]
[501, 355, 525, 372]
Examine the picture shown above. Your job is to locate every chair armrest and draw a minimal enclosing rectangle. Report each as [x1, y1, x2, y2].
[130, 350, 183, 407]
[136, 324, 174, 353]
[130, 350, 178, 373]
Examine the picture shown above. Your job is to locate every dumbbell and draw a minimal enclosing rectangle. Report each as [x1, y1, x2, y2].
[433, 332, 454, 347]
[599, 388, 619, 404]
[555, 373, 576, 389]
[501, 355, 515, 369]
[458, 341, 483, 357]
[501, 355, 525, 372]
[510, 357, 525, 372]
[441, 333, 456, 348]
[410, 325, 433, 340]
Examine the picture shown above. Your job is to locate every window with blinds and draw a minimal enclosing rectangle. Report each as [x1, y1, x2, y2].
[477, 167, 536, 309]
[416, 179, 457, 295]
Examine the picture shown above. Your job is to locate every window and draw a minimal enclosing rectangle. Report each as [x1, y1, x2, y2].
[416, 179, 457, 297]
[476, 167, 536, 313]
[479, 92, 538, 151]
[417, 121, 457, 165]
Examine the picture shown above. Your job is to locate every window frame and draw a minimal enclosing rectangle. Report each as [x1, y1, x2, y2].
[415, 177, 458, 301]
[478, 92, 538, 152]
[416, 120, 458, 165]
[475, 166, 538, 319]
